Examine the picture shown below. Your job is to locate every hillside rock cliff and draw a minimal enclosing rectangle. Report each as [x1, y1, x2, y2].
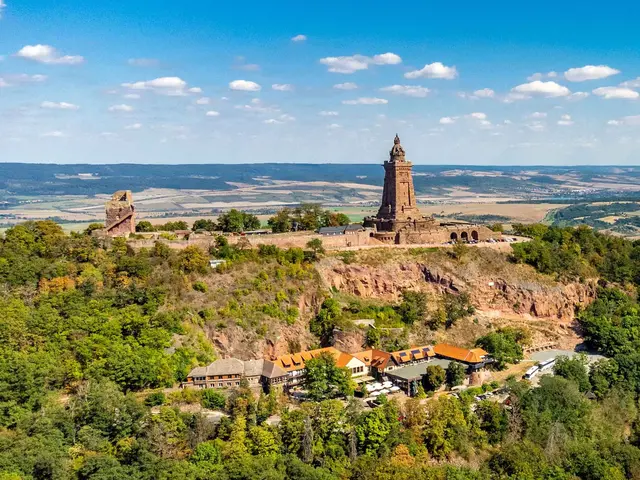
[316, 251, 597, 324]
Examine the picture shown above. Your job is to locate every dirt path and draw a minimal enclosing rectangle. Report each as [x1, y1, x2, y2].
[329, 236, 529, 252]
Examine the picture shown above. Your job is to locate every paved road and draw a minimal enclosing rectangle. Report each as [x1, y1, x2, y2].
[527, 349, 604, 364]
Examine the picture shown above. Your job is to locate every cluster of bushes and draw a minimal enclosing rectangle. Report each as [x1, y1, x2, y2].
[511, 223, 640, 283]
[135, 210, 262, 234]
[268, 203, 352, 233]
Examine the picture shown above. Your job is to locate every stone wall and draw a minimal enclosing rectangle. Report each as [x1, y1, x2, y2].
[126, 230, 373, 251]
[399, 224, 499, 244]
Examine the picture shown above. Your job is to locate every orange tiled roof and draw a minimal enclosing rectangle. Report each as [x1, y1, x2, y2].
[274, 347, 355, 372]
[390, 345, 435, 365]
[353, 349, 392, 370]
[433, 344, 488, 364]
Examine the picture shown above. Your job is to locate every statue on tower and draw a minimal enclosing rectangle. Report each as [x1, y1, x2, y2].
[390, 133, 405, 161]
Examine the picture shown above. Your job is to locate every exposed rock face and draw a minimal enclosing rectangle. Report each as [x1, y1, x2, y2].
[317, 257, 597, 324]
[209, 321, 316, 361]
[332, 328, 367, 354]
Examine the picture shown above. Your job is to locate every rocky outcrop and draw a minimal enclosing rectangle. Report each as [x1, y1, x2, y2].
[317, 256, 597, 323]
[208, 321, 318, 361]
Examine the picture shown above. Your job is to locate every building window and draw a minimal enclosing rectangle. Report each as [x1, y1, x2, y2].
[226, 382, 231, 387]
[218, 383, 222, 387]
[235, 382, 240, 386]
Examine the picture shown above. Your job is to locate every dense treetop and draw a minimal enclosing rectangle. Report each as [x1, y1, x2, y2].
[1, 221, 640, 478]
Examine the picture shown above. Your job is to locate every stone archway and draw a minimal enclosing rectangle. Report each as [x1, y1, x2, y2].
[461, 231, 469, 242]
[471, 230, 479, 241]
[450, 232, 458, 242]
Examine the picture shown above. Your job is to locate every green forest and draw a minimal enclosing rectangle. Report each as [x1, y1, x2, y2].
[2, 220, 640, 479]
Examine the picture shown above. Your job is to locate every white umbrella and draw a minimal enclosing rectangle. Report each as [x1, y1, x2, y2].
[379, 389, 389, 394]
[365, 384, 377, 392]
[382, 381, 393, 388]
[370, 391, 381, 397]
[390, 386, 400, 392]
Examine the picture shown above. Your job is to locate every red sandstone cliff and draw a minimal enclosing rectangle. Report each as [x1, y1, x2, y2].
[315, 251, 597, 324]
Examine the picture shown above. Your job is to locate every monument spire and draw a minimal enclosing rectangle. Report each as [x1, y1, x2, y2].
[390, 133, 406, 162]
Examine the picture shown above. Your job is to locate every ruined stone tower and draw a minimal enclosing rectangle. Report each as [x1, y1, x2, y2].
[376, 134, 421, 220]
[105, 190, 136, 236]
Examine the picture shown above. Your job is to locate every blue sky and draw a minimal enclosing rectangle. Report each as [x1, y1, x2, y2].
[2, 0, 640, 165]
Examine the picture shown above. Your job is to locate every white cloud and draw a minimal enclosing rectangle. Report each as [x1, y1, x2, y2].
[291, 34, 307, 42]
[237, 63, 260, 72]
[620, 77, 640, 88]
[526, 121, 546, 132]
[235, 98, 279, 114]
[123, 93, 140, 99]
[125, 123, 142, 130]
[474, 88, 495, 98]
[512, 80, 571, 97]
[592, 86, 639, 100]
[372, 53, 402, 65]
[503, 120, 512, 125]
[128, 58, 159, 67]
[567, 91, 589, 101]
[608, 115, 640, 126]
[272, 83, 293, 91]
[16, 45, 84, 65]
[502, 92, 531, 103]
[40, 101, 79, 110]
[564, 65, 620, 82]
[0, 73, 47, 87]
[529, 112, 547, 118]
[319, 52, 401, 74]
[0, 0, 5, 18]
[108, 104, 134, 112]
[327, 123, 341, 129]
[466, 112, 487, 120]
[333, 82, 358, 90]
[342, 97, 388, 105]
[379, 85, 430, 97]
[229, 79, 261, 91]
[262, 113, 296, 124]
[205, 110, 220, 117]
[196, 97, 210, 105]
[527, 71, 558, 81]
[558, 114, 574, 126]
[404, 62, 458, 80]
[41, 131, 66, 137]
[188, 87, 202, 93]
[319, 111, 339, 116]
[122, 76, 190, 95]
[439, 117, 456, 124]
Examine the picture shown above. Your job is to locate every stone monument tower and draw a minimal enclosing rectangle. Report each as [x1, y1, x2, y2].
[363, 133, 501, 245]
[376, 134, 421, 221]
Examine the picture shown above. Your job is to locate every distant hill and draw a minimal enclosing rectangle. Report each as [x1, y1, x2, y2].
[2, 163, 640, 198]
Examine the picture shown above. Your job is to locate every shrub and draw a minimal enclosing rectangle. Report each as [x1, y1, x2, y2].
[201, 389, 227, 410]
[145, 391, 166, 407]
[193, 281, 208, 293]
